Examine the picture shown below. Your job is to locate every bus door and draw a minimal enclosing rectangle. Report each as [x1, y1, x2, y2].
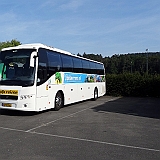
[36, 62, 50, 111]
[36, 49, 50, 111]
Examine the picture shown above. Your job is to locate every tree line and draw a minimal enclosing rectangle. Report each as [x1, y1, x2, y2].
[79, 52, 160, 75]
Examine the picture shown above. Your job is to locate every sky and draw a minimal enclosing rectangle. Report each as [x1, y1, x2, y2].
[0, 0, 160, 57]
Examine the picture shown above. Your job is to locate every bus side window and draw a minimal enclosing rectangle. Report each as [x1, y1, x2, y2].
[72, 57, 82, 73]
[89, 61, 96, 74]
[82, 60, 90, 74]
[37, 67, 47, 82]
[61, 54, 73, 72]
[96, 63, 104, 75]
[47, 51, 62, 75]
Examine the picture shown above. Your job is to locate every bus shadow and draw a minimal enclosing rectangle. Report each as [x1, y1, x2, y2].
[0, 109, 39, 116]
[92, 97, 160, 119]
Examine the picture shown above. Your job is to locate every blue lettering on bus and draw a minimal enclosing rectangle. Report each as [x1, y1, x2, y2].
[64, 73, 86, 83]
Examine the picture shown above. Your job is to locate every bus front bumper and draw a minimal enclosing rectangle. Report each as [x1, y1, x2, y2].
[0, 95, 36, 111]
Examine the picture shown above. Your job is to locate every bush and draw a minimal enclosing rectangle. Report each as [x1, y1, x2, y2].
[106, 73, 160, 97]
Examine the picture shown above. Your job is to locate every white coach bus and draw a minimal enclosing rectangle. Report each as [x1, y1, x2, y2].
[0, 43, 106, 111]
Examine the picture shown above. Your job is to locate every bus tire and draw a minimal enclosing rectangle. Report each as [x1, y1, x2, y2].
[54, 91, 63, 111]
[93, 88, 98, 101]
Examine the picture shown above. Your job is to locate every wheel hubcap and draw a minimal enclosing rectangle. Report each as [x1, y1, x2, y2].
[95, 90, 98, 98]
[56, 97, 61, 106]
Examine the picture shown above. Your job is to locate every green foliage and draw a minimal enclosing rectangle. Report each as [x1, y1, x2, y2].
[106, 73, 160, 97]
[78, 52, 160, 75]
[105, 53, 160, 75]
[0, 39, 21, 50]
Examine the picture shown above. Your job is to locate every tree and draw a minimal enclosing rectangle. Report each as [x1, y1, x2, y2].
[0, 39, 21, 50]
[77, 53, 82, 57]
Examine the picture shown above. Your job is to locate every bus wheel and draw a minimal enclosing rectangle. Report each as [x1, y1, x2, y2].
[93, 88, 98, 101]
[54, 92, 63, 111]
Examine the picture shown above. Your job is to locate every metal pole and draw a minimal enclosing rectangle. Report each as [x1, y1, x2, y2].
[146, 49, 149, 74]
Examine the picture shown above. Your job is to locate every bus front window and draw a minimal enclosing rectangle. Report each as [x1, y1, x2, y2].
[0, 49, 36, 87]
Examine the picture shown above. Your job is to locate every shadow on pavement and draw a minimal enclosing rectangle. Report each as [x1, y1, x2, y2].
[92, 97, 160, 119]
[0, 109, 39, 116]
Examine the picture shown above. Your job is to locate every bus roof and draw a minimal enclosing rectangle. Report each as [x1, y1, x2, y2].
[1, 43, 72, 55]
[1, 43, 103, 65]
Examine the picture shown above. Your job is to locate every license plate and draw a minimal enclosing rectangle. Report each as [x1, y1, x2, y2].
[2, 103, 12, 107]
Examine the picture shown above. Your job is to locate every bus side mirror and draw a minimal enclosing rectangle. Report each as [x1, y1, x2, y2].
[30, 51, 37, 67]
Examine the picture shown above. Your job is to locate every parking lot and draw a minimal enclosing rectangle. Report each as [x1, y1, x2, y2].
[0, 96, 160, 160]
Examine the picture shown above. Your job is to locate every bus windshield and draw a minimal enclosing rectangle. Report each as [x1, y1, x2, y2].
[0, 49, 36, 87]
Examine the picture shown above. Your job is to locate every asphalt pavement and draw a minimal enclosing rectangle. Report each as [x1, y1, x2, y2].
[0, 96, 160, 160]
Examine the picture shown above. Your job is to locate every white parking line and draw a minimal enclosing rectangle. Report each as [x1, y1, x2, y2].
[0, 126, 160, 152]
[26, 97, 119, 132]
[32, 131, 160, 152]
[26, 107, 90, 132]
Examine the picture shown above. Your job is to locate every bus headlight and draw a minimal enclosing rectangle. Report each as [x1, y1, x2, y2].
[20, 95, 32, 100]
